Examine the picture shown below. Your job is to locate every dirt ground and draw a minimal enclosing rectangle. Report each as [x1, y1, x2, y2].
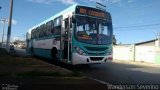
[0, 48, 108, 90]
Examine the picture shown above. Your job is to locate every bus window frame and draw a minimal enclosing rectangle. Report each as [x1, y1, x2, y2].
[54, 16, 62, 35]
[74, 15, 113, 45]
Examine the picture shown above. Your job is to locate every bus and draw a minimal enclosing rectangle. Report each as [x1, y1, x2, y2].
[26, 4, 113, 65]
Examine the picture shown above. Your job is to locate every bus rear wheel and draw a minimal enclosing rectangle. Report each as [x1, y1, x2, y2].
[51, 49, 59, 65]
[31, 47, 34, 57]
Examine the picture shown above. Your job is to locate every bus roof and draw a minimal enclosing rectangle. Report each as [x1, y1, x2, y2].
[27, 4, 109, 33]
[28, 4, 78, 32]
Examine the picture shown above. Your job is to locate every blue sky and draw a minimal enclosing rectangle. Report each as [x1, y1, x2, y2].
[0, 0, 160, 44]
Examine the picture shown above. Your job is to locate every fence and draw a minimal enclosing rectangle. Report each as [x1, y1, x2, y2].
[113, 45, 160, 64]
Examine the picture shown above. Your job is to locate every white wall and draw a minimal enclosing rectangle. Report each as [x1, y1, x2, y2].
[113, 45, 134, 61]
[135, 46, 155, 63]
[113, 45, 158, 63]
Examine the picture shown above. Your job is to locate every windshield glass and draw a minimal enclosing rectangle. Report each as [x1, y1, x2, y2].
[75, 16, 112, 45]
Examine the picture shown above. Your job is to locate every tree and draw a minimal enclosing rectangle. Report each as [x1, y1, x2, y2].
[113, 35, 117, 45]
[13, 41, 18, 45]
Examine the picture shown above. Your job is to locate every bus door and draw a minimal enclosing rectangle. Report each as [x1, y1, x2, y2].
[61, 16, 72, 63]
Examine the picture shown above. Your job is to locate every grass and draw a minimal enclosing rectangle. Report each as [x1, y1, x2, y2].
[71, 71, 84, 77]
[17, 70, 65, 77]
[16, 69, 84, 77]
[0, 48, 84, 78]
[0, 72, 11, 77]
[0, 48, 8, 56]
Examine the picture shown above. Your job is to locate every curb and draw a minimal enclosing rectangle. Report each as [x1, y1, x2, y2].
[113, 60, 160, 68]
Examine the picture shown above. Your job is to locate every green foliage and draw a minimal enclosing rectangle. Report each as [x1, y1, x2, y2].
[17, 70, 66, 77]
[0, 48, 8, 56]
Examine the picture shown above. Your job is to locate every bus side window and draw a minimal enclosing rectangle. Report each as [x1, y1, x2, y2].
[41, 24, 46, 37]
[41, 25, 44, 38]
[38, 27, 41, 38]
[54, 17, 62, 35]
[65, 18, 69, 30]
[39, 26, 42, 38]
[37, 27, 40, 38]
[31, 30, 33, 39]
[32, 29, 36, 39]
[41, 25, 44, 37]
[51, 20, 54, 34]
[33, 30, 35, 38]
[46, 21, 50, 36]
[43, 24, 47, 37]
[65, 17, 72, 30]
[35, 28, 38, 38]
[42, 25, 45, 37]
[46, 20, 53, 35]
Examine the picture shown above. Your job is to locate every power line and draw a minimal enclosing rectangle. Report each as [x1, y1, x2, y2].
[114, 28, 160, 31]
[114, 26, 160, 31]
[114, 23, 160, 29]
[109, 1, 160, 15]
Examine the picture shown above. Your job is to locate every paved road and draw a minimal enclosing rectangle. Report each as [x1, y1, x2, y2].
[14, 48, 28, 56]
[15, 48, 160, 84]
[84, 62, 160, 84]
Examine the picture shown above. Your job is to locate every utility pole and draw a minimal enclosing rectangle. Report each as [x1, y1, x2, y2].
[6, 0, 13, 52]
[0, 18, 8, 46]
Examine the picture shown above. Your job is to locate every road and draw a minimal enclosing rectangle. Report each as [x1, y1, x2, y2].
[15, 48, 160, 85]
[84, 63, 160, 84]
[14, 47, 28, 56]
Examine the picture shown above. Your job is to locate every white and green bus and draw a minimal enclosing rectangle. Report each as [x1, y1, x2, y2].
[26, 4, 113, 65]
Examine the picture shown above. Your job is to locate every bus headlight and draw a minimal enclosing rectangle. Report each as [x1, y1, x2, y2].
[108, 52, 112, 55]
[75, 47, 86, 55]
[108, 49, 112, 55]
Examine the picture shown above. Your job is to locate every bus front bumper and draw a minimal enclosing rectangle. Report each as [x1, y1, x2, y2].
[72, 53, 112, 65]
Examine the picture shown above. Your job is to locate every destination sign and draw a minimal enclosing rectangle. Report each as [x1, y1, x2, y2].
[76, 6, 110, 19]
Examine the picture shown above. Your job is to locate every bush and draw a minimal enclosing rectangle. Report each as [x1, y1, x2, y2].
[0, 48, 8, 56]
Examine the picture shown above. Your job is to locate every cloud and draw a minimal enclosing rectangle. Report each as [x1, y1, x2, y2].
[89, 0, 106, 4]
[27, 0, 77, 5]
[128, 0, 133, 3]
[12, 19, 17, 25]
[27, 0, 124, 6]
[79, 0, 122, 6]
[61, 0, 77, 5]
[106, 0, 122, 6]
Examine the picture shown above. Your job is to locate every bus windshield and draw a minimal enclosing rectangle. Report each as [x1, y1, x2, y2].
[75, 16, 112, 45]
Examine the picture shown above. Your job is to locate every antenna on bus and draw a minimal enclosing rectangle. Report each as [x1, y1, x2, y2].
[96, 2, 106, 11]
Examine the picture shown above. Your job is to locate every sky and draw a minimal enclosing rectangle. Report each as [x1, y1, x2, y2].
[0, 0, 160, 44]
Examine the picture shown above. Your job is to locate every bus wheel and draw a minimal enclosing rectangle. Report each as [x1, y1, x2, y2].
[31, 47, 34, 57]
[51, 49, 58, 65]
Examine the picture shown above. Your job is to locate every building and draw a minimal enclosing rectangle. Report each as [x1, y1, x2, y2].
[113, 39, 160, 64]
[13, 40, 26, 48]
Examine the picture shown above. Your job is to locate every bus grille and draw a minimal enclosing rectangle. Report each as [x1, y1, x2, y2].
[85, 47, 108, 52]
[90, 57, 104, 61]
[88, 52, 105, 55]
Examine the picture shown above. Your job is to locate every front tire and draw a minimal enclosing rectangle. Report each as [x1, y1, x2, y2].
[51, 50, 59, 65]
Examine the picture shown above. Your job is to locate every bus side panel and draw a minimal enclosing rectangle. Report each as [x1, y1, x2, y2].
[34, 48, 52, 59]
[32, 38, 60, 60]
